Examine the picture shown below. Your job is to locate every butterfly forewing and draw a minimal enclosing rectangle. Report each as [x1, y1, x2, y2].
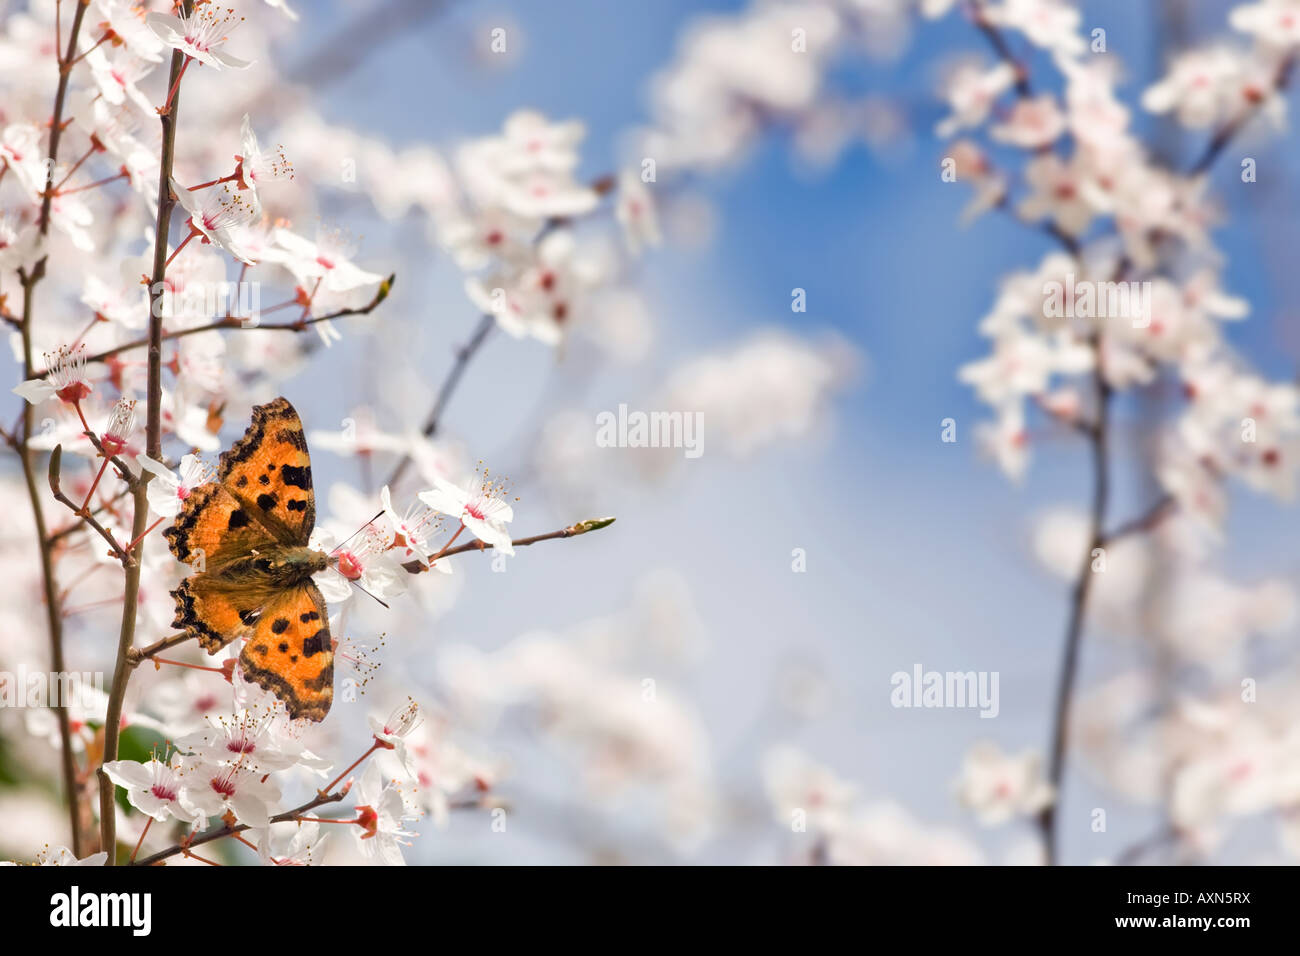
[218, 397, 316, 547]
[164, 480, 279, 570]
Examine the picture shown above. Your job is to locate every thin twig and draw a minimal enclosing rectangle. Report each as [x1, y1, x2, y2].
[1104, 494, 1176, 544]
[47, 486, 132, 544]
[1037, 369, 1110, 866]
[969, 0, 1032, 98]
[404, 517, 616, 573]
[384, 312, 495, 489]
[1115, 826, 1178, 866]
[46, 444, 134, 565]
[130, 789, 348, 866]
[128, 631, 199, 665]
[36, 276, 395, 377]
[1189, 55, 1296, 176]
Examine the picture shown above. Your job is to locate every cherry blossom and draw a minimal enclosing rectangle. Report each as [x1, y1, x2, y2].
[352, 763, 420, 866]
[234, 113, 293, 194]
[102, 754, 197, 823]
[257, 822, 326, 866]
[175, 711, 314, 774]
[1230, 0, 1300, 48]
[94, 0, 166, 63]
[1, 846, 109, 867]
[984, 0, 1087, 59]
[273, 225, 386, 302]
[84, 45, 156, 116]
[615, 170, 661, 255]
[935, 62, 1016, 138]
[418, 474, 515, 555]
[100, 397, 138, 458]
[369, 698, 424, 776]
[180, 760, 282, 829]
[171, 178, 261, 264]
[146, 6, 252, 71]
[13, 345, 94, 407]
[310, 523, 406, 604]
[1016, 153, 1093, 236]
[379, 485, 449, 571]
[989, 95, 1067, 149]
[138, 453, 212, 518]
[954, 742, 1054, 826]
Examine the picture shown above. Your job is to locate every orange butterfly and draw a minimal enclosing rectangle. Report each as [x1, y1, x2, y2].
[164, 397, 334, 721]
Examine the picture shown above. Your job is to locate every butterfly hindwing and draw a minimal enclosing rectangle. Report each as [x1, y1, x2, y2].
[218, 397, 315, 547]
[238, 582, 333, 722]
[170, 574, 263, 652]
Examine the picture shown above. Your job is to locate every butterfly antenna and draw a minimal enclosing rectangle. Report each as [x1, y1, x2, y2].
[349, 579, 390, 610]
[329, 510, 386, 556]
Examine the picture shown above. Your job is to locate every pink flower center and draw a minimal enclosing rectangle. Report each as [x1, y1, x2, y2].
[210, 774, 237, 797]
[337, 551, 364, 580]
[150, 783, 178, 801]
[464, 501, 487, 521]
[55, 382, 91, 404]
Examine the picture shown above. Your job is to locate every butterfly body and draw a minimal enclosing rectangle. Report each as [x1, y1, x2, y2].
[164, 397, 335, 721]
[187, 545, 328, 600]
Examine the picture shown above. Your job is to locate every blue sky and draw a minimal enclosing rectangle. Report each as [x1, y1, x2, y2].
[151, 1, 1300, 862]
[285, 0, 1300, 863]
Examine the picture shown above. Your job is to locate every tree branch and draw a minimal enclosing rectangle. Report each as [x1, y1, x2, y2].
[16, 0, 93, 857]
[99, 18, 190, 862]
[384, 312, 494, 489]
[130, 788, 348, 867]
[403, 517, 616, 573]
[1037, 366, 1110, 865]
[37, 275, 395, 377]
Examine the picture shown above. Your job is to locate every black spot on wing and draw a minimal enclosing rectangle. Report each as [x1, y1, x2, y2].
[287, 499, 307, 512]
[281, 465, 310, 490]
[271, 618, 290, 634]
[301, 630, 326, 658]
[256, 492, 277, 511]
[228, 509, 250, 530]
